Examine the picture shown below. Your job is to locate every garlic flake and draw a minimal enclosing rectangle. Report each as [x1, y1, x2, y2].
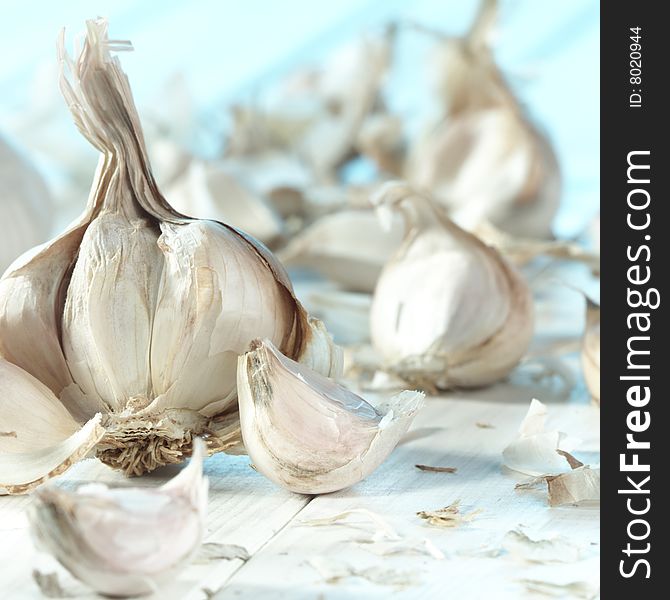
[370, 182, 533, 389]
[0, 19, 340, 489]
[237, 338, 423, 494]
[28, 439, 208, 598]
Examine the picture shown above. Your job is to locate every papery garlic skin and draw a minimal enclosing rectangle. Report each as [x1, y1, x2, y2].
[581, 299, 600, 405]
[237, 339, 423, 494]
[370, 182, 533, 389]
[408, 0, 560, 239]
[0, 19, 341, 486]
[28, 439, 208, 598]
[0, 136, 53, 273]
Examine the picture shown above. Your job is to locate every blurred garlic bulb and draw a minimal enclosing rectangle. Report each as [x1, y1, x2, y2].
[0, 136, 53, 273]
[370, 182, 533, 389]
[0, 19, 340, 492]
[166, 160, 285, 246]
[29, 439, 208, 598]
[279, 209, 404, 293]
[237, 339, 423, 494]
[299, 26, 395, 181]
[227, 27, 395, 183]
[408, 0, 560, 239]
[581, 299, 600, 405]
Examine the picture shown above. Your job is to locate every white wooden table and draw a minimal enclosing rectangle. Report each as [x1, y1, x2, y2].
[0, 265, 600, 599]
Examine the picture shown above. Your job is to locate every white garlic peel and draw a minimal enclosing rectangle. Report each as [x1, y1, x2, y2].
[0, 136, 53, 273]
[407, 0, 560, 239]
[237, 339, 424, 494]
[581, 299, 600, 405]
[369, 182, 533, 389]
[0, 19, 340, 489]
[28, 439, 208, 598]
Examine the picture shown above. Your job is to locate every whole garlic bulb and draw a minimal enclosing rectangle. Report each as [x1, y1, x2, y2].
[0, 19, 339, 492]
[0, 136, 53, 273]
[237, 339, 423, 494]
[581, 298, 600, 405]
[166, 160, 285, 246]
[369, 182, 533, 389]
[408, 0, 560, 239]
[28, 439, 208, 598]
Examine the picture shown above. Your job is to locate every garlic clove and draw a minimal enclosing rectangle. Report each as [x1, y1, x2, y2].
[0, 223, 106, 422]
[369, 182, 533, 389]
[581, 299, 600, 405]
[148, 219, 306, 417]
[0, 358, 104, 494]
[279, 209, 404, 293]
[62, 212, 163, 413]
[28, 439, 208, 597]
[237, 338, 423, 494]
[166, 161, 285, 246]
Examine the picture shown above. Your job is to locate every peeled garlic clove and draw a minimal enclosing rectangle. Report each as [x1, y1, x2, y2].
[0, 358, 104, 495]
[28, 439, 208, 597]
[370, 182, 533, 389]
[237, 339, 423, 494]
[279, 209, 404, 293]
[581, 299, 600, 405]
[0, 136, 53, 273]
[166, 161, 285, 246]
[407, 0, 560, 239]
[0, 19, 341, 484]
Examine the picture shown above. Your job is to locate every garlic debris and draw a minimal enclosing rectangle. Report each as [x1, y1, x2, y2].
[237, 339, 423, 494]
[0, 136, 53, 273]
[166, 160, 285, 246]
[369, 182, 533, 389]
[279, 209, 404, 293]
[0, 19, 340, 491]
[408, 0, 560, 238]
[581, 299, 600, 405]
[28, 439, 208, 598]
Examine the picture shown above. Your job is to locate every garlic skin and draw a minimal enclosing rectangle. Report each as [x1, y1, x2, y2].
[0, 136, 53, 273]
[0, 19, 340, 488]
[237, 339, 423, 494]
[279, 209, 404, 293]
[0, 358, 105, 495]
[28, 439, 208, 598]
[581, 299, 600, 405]
[408, 0, 560, 239]
[369, 182, 533, 389]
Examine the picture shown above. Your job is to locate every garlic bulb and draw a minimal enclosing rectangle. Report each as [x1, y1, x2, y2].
[0, 19, 340, 492]
[369, 182, 533, 389]
[581, 299, 600, 405]
[166, 160, 285, 246]
[237, 339, 423, 494]
[279, 209, 404, 293]
[0, 136, 53, 273]
[408, 0, 560, 239]
[28, 439, 208, 598]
